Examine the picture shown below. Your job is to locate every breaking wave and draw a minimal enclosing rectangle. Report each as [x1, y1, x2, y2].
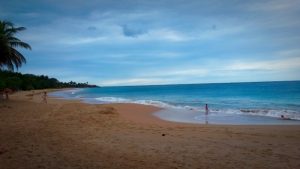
[95, 97, 176, 108]
[93, 96, 300, 120]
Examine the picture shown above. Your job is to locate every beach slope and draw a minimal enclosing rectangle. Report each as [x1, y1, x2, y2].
[0, 90, 300, 169]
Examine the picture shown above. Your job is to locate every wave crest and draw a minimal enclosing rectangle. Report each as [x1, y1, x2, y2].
[93, 96, 300, 120]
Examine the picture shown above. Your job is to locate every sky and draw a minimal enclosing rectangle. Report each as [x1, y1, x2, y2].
[1, 0, 300, 86]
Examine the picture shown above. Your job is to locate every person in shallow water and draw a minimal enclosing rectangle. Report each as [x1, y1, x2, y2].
[280, 115, 291, 120]
[205, 104, 209, 115]
[205, 104, 209, 124]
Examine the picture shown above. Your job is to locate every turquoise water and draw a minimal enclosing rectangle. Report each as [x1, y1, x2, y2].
[51, 81, 300, 125]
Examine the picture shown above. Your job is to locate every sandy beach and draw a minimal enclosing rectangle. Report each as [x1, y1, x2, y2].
[0, 89, 300, 169]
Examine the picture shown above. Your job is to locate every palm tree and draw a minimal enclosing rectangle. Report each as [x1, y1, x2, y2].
[0, 20, 31, 71]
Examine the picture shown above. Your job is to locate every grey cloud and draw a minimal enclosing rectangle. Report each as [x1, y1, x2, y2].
[212, 25, 216, 30]
[87, 26, 97, 31]
[122, 24, 147, 38]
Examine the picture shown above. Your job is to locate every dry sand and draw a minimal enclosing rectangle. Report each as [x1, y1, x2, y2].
[0, 89, 300, 169]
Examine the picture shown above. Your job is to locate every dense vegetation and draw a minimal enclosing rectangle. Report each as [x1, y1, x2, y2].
[0, 70, 98, 90]
[1, 21, 98, 91]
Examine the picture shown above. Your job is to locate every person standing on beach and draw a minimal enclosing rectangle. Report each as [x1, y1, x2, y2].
[4, 88, 12, 100]
[30, 90, 35, 100]
[42, 91, 47, 103]
[205, 104, 209, 115]
[205, 104, 209, 124]
[4, 90, 9, 100]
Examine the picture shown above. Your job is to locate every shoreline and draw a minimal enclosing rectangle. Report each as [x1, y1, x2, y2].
[7, 88, 300, 128]
[1, 89, 300, 169]
[49, 88, 300, 126]
[5, 89, 300, 128]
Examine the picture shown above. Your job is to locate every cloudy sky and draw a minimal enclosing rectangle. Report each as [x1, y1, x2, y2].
[1, 0, 300, 86]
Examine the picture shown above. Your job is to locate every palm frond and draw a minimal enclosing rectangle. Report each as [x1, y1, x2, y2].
[10, 41, 32, 50]
[2, 21, 13, 27]
[10, 47, 27, 63]
[0, 20, 31, 71]
[5, 27, 26, 35]
[2, 47, 27, 71]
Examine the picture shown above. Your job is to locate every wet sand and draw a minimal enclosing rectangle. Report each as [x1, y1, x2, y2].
[0, 89, 300, 169]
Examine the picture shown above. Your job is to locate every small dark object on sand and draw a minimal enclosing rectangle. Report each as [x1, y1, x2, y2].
[0, 149, 8, 155]
[162, 134, 165, 136]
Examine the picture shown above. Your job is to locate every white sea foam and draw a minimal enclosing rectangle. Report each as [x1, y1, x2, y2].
[209, 108, 300, 120]
[132, 100, 177, 108]
[95, 97, 178, 108]
[95, 97, 131, 103]
[93, 96, 300, 120]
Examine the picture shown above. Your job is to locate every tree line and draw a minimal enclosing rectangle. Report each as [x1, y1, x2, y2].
[0, 70, 98, 91]
[1, 20, 98, 91]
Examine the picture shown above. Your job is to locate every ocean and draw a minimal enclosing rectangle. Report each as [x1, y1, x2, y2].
[50, 81, 300, 125]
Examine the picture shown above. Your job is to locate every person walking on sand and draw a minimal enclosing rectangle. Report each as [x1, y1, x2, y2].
[42, 91, 47, 103]
[4, 88, 12, 100]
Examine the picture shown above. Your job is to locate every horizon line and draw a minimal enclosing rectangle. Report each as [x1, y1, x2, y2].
[99, 80, 300, 88]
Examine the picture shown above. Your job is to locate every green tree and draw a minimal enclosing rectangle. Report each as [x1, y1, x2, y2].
[5, 77, 22, 90]
[0, 20, 31, 71]
[0, 80, 5, 90]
